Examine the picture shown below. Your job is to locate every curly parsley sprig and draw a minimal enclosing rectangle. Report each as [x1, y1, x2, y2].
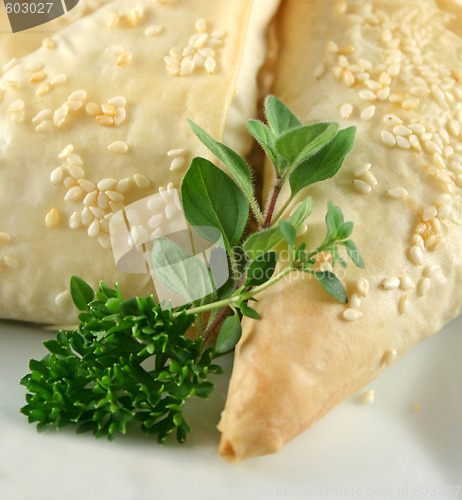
[21, 96, 362, 444]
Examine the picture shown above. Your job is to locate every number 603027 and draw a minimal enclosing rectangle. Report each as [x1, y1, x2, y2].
[5, 2, 54, 14]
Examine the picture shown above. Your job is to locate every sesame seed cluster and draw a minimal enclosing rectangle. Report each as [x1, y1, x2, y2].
[307, 0, 462, 320]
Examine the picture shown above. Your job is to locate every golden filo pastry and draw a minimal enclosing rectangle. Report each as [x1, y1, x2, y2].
[0, 0, 111, 68]
[0, 0, 280, 324]
[218, 0, 462, 462]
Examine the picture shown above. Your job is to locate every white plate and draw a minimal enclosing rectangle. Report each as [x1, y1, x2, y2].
[0, 317, 461, 500]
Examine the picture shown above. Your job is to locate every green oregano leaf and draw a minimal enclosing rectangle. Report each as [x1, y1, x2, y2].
[312, 270, 347, 303]
[70, 276, 94, 311]
[274, 122, 339, 167]
[151, 237, 213, 304]
[247, 119, 282, 172]
[289, 126, 356, 197]
[188, 120, 255, 208]
[325, 201, 344, 239]
[216, 313, 242, 354]
[245, 251, 278, 287]
[342, 240, 365, 268]
[240, 303, 261, 320]
[264, 95, 302, 135]
[181, 157, 249, 254]
[278, 220, 296, 247]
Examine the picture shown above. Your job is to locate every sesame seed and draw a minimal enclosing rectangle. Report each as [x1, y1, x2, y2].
[339, 103, 353, 119]
[417, 277, 431, 297]
[383, 114, 402, 125]
[35, 120, 54, 133]
[437, 204, 452, 218]
[114, 108, 126, 126]
[107, 11, 120, 30]
[107, 141, 129, 154]
[338, 55, 349, 68]
[433, 153, 445, 169]
[4, 256, 19, 269]
[421, 132, 433, 142]
[456, 175, 462, 187]
[360, 389, 374, 405]
[67, 90, 86, 102]
[32, 109, 52, 124]
[116, 178, 131, 193]
[448, 119, 460, 137]
[63, 177, 76, 189]
[381, 130, 396, 147]
[334, 0, 347, 15]
[341, 68, 355, 87]
[313, 63, 325, 79]
[343, 308, 362, 321]
[69, 211, 81, 229]
[365, 79, 381, 91]
[331, 66, 342, 79]
[66, 100, 82, 112]
[409, 245, 424, 266]
[148, 214, 163, 229]
[353, 179, 372, 194]
[413, 234, 425, 248]
[354, 162, 371, 177]
[90, 205, 106, 219]
[423, 265, 439, 279]
[105, 191, 124, 202]
[400, 276, 414, 291]
[96, 115, 114, 127]
[357, 278, 369, 297]
[378, 72, 391, 86]
[64, 186, 83, 202]
[88, 220, 100, 238]
[45, 208, 59, 228]
[42, 37, 56, 49]
[205, 57, 216, 74]
[8, 100, 25, 113]
[195, 17, 207, 32]
[443, 146, 454, 158]
[327, 40, 338, 53]
[66, 154, 83, 166]
[35, 82, 51, 96]
[388, 64, 400, 76]
[436, 170, 452, 183]
[170, 157, 185, 171]
[387, 187, 408, 199]
[3, 80, 22, 89]
[363, 171, 378, 186]
[408, 123, 425, 134]
[81, 207, 94, 226]
[95, 179, 116, 192]
[393, 125, 412, 136]
[380, 277, 400, 290]
[382, 348, 397, 366]
[355, 72, 370, 82]
[410, 86, 429, 97]
[424, 140, 440, 155]
[430, 218, 442, 234]
[361, 105, 375, 120]
[396, 136, 411, 149]
[134, 174, 150, 188]
[68, 165, 84, 179]
[389, 93, 406, 103]
[0, 233, 10, 245]
[29, 71, 46, 84]
[349, 292, 361, 310]
[98, 234, 112, 249]
[422, 207, 437, 222]
[99, 219, 109, 233]
[436, 194, 452, 205]
[54, 290, 69, 306]
[58, 144, 74, 159]
[431, 84, 446, 106]
[195, 33, 209, 49]
[110, 201, 124, 213]
[375, 87, 389, 101]
[2, 57, 18, 72]
[402, 98, 419, 110]
[97, 192, 109, 210]
[409, 134, 421, 151]
[359, 89, 376, 101]
[180, 58, 194, 76]
[117, 51, 133, 66]
[83, 191, 98, 206]
[399, 294, 409, 314]
[86, 103, 100, 116]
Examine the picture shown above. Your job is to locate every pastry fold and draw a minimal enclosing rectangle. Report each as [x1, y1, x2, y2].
[218, 0, 462, 462]
[0, 0, 279, 324]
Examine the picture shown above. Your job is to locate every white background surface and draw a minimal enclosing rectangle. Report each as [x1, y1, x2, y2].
[0, 317, 461, 500]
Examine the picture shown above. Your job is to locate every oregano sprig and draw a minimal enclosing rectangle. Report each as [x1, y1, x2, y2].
[21, 96, 362, 445]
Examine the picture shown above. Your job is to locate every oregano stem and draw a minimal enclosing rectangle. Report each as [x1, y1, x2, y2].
[203, 306, 231, 343]
[271, 196, 293, 225]
[174, 266, 293, 317]
[262, 183, 281, 228]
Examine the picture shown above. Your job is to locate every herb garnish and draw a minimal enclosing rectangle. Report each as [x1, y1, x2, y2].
[20, 97, 362, 444]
